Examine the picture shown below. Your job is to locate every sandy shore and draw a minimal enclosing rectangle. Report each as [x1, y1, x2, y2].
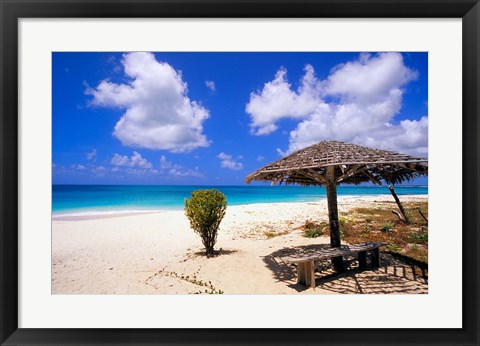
[52, 195, 428, 294]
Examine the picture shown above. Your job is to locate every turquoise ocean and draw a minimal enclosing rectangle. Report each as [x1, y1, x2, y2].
[52, 185, 428, 216]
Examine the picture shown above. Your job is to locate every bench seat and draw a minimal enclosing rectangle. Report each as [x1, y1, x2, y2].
[281, 242, 388, 289]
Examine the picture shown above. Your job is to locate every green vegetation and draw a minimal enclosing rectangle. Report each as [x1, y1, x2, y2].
[410, 231, 428, 244]
[184, 189, 227, 257]
[159, 269, 224, 294]
[362, 225, 371, 234]
[339, 201, 428, 263]
[302, 220, 326, 238]
[304, 228, 323, 238]
[299, 201, 428, 263]
[387, 243, 401, 252]
[264, 230, 287, 239]
[381, 222, 395, 233]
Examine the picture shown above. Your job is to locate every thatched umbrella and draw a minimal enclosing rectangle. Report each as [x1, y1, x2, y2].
[245, 141, 428, 269]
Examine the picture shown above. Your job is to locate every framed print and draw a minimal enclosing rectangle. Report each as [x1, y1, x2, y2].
[1, 0, 479, 345]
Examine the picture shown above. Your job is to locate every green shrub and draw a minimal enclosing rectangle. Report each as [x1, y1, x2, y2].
[339, 217, 348, 231]
[264, 230, 283, 238]
[410, 231, 428, 244]
[387, 243, 401, 252]
[184, 189, 227, 257]
[381, 222, 395, 233]
[362, 225, 371, 234]
[302, 220, 325, 238]
[304, 228, 323, 238]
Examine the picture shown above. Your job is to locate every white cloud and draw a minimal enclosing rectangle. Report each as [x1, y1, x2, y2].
[86, 52, 210, 153]
[256, 155, 265, 162]
[111, 151, 153, 169]
[245, 53, 426, 156]
[276, 148, 286, 157]
[111, 154, 129, 166]
[86, 149, 97, 160]
[326, 52, 418, 104]
[91, 165, 107, 176]
[205, 80, 216, 92]
[246, 65, 321, 135]
[159, 155, 174, 170]
[159, 155, 203, 177]
[71, 164, 86, 170]
[124, 167, 159, 176]
[218, 152, 244, 170]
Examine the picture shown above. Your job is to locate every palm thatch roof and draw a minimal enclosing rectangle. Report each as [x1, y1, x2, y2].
[245, 141, 428, 186]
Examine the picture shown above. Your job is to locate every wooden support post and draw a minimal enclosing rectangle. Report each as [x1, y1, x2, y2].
[305, 261, 316, 289]
[325, 166, 344, 272]
[358, 251, 367, 268]
[297, 263, 305, 284]
[370, 248, 381, 268]
[388, 185, 410, 224]
[297, 261, 316, 289]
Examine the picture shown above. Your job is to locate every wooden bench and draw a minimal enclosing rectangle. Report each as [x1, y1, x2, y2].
[282, 242, 388, 289]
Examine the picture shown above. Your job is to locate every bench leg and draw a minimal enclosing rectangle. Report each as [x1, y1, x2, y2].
[297, 261, 316, 289]
[332, 256, 345, 273]
[297, 263, 306, 284]
[370, 248, 381, 268]
[358, 251, 367, 268]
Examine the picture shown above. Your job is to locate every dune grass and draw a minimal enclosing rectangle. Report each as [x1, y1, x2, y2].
[301, 201, 428, 263]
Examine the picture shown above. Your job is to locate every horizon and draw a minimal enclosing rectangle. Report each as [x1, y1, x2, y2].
[51, 183, 428, 187]
[53, 52, 428, 186]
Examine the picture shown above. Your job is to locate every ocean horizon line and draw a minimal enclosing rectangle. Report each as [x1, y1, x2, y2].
[52, 183, 428, 187]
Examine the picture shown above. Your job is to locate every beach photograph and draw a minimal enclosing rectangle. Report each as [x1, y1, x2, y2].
[52, 51, 428, 294]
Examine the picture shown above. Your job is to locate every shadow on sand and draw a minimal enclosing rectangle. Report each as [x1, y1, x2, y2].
[263, 244, 428, 294]
[184, 248, 239, 261]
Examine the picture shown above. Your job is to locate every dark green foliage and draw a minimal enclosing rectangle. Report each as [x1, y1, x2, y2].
[410, 231, 428, 244]
[304, 228, 323, 238]
[302, 220, 326, 238]
[387, 243, 401, 252]
[381, 222, 395, 233]
[184, 189, 227, 257]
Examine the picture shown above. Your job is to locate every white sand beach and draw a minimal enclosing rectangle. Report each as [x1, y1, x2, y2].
[52, 195, 428, 295]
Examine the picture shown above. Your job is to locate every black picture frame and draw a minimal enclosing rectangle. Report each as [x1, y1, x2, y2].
[1, 0, 479, 345]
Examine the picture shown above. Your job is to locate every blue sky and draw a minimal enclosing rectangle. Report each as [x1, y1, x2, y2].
[52, 52, 428, 185]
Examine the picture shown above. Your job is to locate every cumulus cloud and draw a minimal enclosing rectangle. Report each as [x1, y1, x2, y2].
[246, 65, 321, 135]
[159, 155, 203, 177]
[86, 52, 210, 153]
[111, 151, 153, 169]
[245, 53, 427, 156]
[325, 52, 418, 104]
[218, 152, 244, 170]
[205, 80, 216, 92]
